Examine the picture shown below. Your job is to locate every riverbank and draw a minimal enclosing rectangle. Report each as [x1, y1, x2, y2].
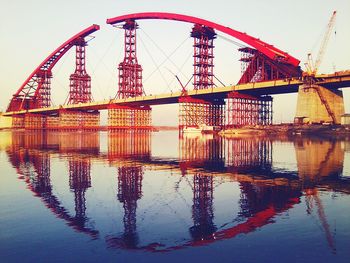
[219, 124, 350, 137]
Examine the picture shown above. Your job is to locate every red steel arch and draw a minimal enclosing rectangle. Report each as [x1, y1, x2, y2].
[106, 12, 300, 67]
[7, 24, 100, 112]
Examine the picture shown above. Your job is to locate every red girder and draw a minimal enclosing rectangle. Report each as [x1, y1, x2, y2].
[7, 24, 100, 112]
[106, 12, 300, 67]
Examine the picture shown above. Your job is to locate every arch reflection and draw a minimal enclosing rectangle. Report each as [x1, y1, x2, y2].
[4, 130, 350, 253]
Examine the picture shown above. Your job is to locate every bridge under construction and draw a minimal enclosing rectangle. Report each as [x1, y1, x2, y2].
[1, 12, 350, 130]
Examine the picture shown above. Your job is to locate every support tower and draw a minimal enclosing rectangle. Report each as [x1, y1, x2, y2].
[109, 20, 151, 129]
[118, 20, 143, 98]
[68, 37, 93, 104]
[191, 24, 216, 90]
[179, 25, 223, 131]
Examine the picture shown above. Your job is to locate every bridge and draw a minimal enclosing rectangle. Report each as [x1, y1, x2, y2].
[2, 12, 350, 129]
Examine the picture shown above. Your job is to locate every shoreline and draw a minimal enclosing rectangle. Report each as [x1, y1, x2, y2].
[219, 124, 350, 138]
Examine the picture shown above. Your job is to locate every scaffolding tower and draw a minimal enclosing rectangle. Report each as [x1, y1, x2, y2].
[226, 92, 272, 127]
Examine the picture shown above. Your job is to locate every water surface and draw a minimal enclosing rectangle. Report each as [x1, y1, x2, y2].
[0, 130, 349, 262]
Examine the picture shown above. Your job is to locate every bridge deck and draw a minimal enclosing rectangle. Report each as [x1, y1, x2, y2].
[4, 71, 350, 116]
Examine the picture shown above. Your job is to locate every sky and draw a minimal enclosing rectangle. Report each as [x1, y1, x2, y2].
[1, 0, 350, 125]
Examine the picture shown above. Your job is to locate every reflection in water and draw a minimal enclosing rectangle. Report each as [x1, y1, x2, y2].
[295, 138, 344, 181]
[225, 137, 272, 173]
[106, 131, 149, 249]
[190, 174, 216, 241]
[108, 130, 151, 160]
[107, 165, 144, 249]
[69, 157, 91, 230]
[4, 130, 350, 254]
[179, 134, 224, 171]
[6, 131, 99, 237]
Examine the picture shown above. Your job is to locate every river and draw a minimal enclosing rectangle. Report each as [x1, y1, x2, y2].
[0, 130, 349, 262]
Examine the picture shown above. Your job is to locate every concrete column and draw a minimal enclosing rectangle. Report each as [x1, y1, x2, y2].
[295, 84, 344, 124]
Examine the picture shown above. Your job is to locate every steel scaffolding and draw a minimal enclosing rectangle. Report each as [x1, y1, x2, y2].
[24, 113, 45, 129]
[191, 24, 216, 90]
[68, 37, 93, 104]
[55, 110, 100, 130]
[226, 92, 272, 127]
[179, 96, 224, 130]
[36, 70, 52, 108]
[108, 105, 151, 130]
[117, 20, 143, 99]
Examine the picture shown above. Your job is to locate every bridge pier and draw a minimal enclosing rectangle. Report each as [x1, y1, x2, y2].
[11, 110, 100, 130]
[58, 110, 100, 130]
[24, 113, 45, 130]
[295, 84, 344, 124]
[225, 92, 273, 128]
[108, 105, 152, 130]
[179, 96, 224, 131]
[12, 115, 25, 129]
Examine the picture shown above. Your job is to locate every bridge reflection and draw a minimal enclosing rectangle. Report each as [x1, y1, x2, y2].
[6, 131, 99, 237]
[4, 131, 349, 252]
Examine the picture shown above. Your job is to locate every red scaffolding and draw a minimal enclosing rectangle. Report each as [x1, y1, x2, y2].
[68, 37, 93, 104]
[118, 20, 143, 99]
[191, 24, 216, 90]
[36, 70, 52, 108]
[108, 20, 151, 129]
[226, 92, 272, 127]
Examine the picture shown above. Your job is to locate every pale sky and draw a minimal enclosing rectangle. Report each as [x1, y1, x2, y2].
[1, 0, 350, 125]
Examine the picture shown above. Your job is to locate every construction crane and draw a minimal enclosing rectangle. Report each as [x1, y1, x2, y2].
[304, 11, 337, 76]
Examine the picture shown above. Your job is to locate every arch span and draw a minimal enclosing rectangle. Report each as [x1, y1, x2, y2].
[7, 24, 100, 112]
[106, 12, 300, 67]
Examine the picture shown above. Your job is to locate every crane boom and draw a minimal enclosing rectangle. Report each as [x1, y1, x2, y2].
[313, 11, 337, 74]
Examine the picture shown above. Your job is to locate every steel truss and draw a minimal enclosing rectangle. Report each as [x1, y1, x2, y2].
[238, 47, 301, 84]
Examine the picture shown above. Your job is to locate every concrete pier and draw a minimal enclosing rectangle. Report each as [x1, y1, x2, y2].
[295, 84, 344, 124]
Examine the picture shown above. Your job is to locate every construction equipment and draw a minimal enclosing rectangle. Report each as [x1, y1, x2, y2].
[303, 11, 338, 124]
[304, 11, 337, 76]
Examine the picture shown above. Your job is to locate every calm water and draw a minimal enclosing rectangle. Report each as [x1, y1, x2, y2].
[0, 130, 350, 263]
